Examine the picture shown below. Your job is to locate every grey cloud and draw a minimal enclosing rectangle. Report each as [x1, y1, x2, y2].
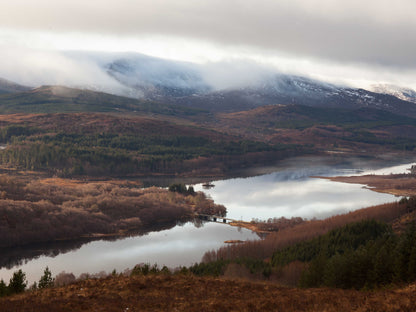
[1, 1, 416, 69]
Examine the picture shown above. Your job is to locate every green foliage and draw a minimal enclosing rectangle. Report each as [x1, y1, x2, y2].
[168, 183, 195, 195]
[271, 219, 391, 267]
[399, 196, 416, 213]
[0, 86, 206, 115]
[189, 258, 271, 278]
[0, 127, 281, 176]
[0, 279, 8, 297]
[189, 260, 230, 277]
[0, 125, 39, 142]
[298, 222, 416, 289]
[131, 263, 169, 276]
[38, 267, 54, 289]
[8, 269, 27, 294]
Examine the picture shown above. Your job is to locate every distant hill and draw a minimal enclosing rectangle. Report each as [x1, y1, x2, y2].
[0, 78, 31, 94]
[0, 85, 206, 116]
[216, 104, 416, 129]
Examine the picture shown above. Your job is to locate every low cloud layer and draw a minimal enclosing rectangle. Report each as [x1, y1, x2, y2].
[0, 47, 131, 95]
[1, 0, 416, 70]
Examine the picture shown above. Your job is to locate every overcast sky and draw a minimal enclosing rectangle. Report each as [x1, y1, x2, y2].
[1, 0, 415, 89]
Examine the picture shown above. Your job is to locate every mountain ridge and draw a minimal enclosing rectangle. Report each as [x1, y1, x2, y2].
[1, 51, 416, 118]
[0, 78, 31, 94]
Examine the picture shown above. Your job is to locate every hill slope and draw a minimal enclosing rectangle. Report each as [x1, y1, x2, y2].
[0, 85, 205, 116]
[1, 274, 415, 312]
[0, 78, 31, 94]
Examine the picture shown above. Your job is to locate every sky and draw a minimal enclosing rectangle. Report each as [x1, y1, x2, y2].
[0, 0, 415, 89]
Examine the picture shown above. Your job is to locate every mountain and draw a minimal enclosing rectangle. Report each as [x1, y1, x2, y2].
[2, 52, 416, 118]
[105, 54, 211, 99]
[370, 84, 416, 104]
[101, 55, 416, 116]
[0, 77, 31, 94]
[163, 75, 416, 117]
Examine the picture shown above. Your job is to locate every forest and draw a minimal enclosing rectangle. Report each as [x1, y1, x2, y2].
[0, 114, 299, 177]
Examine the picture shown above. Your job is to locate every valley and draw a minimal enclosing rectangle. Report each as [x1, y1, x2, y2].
[2, 1, 416, 310]
[0, 74, 416, 310]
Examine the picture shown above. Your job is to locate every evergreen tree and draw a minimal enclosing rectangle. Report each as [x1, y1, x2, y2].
[407, 244, 416, 282]
[0, 279, 8, 297]
[394, 222, 416, 282]
[8, 269, 27, 294]
[38, 266, 54, 289]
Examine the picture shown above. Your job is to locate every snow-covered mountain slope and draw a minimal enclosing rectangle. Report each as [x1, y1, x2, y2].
[370, 84, 416, 104]
[105, 54, 211, 99]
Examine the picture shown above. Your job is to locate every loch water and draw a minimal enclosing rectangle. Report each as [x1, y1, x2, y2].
[0, 157, 414, 284]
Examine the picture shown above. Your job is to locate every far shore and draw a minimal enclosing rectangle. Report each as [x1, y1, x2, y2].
[316, 173, 416, 197]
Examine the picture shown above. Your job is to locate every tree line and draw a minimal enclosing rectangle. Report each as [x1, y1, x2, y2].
[0, 124, 291, 176]
[0, 267, 54, 297]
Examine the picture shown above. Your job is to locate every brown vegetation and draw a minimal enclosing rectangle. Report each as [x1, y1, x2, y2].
[0, 174, 225, 248]
[1, 274, 415, 312]
[324, 173, 416, 197]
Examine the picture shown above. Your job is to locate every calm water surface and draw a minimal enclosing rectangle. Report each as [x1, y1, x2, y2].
[0, 158, 414, 284]
[194, 159, 413, 220]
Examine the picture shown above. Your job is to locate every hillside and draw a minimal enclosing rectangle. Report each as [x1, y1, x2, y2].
[209, 104, 416, 153]
[0, 78, 31, 95]
[0, 112, 294, 177]
[1, 274, 415, 312]
[0, 85, 205, 116]
[0, 97, 415, 179]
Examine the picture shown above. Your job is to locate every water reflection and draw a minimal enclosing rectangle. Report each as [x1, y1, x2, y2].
[0, 222, 259, 284]
[194, 161, 413, 220]
[1, 158, 414, 284]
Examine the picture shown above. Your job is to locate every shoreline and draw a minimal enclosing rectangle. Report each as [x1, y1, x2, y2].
[317, 173, 416, 197]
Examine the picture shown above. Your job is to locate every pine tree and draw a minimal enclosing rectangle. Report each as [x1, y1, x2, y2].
[407, 244, 416, 282]
[38, 266, 54, 289]
[8, 269, 27, 294]
[0, 279, 8, 297]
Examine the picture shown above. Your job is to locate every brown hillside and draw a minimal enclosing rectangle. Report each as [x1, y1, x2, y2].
[1, 274, 415, 312]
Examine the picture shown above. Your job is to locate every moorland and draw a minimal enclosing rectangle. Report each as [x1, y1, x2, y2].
[1, 82, 416, 310]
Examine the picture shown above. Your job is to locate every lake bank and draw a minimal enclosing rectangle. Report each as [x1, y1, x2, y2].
[321, 173, 416, 197]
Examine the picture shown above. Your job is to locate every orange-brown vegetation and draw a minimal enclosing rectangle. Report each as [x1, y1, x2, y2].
[0, 174, 225, 248]
[203, 201, 410, 263]
[324, 173, 416, 197]
[1, 274, 415, 312]
[229, 217, 305, 234]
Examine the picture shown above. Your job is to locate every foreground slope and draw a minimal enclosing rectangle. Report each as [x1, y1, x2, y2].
[1, 274, 415, 312]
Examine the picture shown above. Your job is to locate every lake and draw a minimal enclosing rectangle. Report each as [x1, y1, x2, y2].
[0, 157, 414, 284]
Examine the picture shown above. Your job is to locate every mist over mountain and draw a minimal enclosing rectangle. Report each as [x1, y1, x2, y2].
[1, 50, 416, 116]
[106, 54, 211, 99]
[0, 77, 31, 94]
